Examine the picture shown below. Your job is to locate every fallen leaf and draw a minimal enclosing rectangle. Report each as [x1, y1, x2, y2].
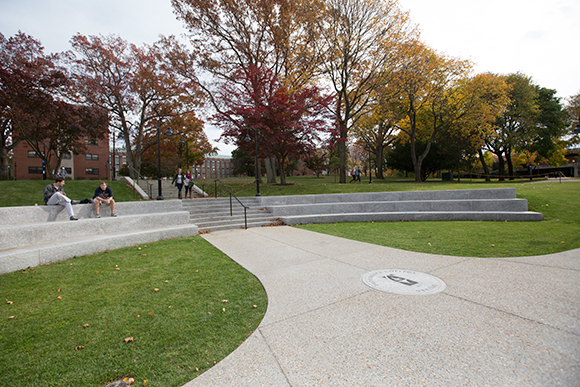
[57, 296, 63, 299]
[221, 299, 228, 303]
[8, 316, 14, 319]
[222, 308, 226, 312]
[6, 299, 13, 305]
[115, 268, 120, 271]
[168, 305, 172, 308]
[154, 288, 159, 292]
[195, 367, 199, 372]
[148, 312, 153, 316]
[95, 271, 98, 274]
[57, 288, 61, 292]
[253, 305, 257, 308]
[136, 315, 140, 318]
[143, 380, 148, 386]
[22, 270, 28, 274]
[127, 378, 135, 384]
[124, 337, 133, 343]
[75, 346, 85, 350]
[165, 280, 169, 283]
[82, 324, 89, 328]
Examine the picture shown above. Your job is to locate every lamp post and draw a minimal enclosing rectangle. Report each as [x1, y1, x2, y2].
[244, 129, 260, 196]
[157, 118, 174, 200]
[365, 141, 373, 184]
[111, 130, 117, 181]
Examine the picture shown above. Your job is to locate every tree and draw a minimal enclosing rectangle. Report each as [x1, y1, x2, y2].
[530, 87, 567, 163]
[564, 92, 580, 146]
[439, 73, 510, 181]
[215, 65, 332, 184]
[392, 41, 471, 181]
[68, 34, 202, 178]
[304, 147, 329, 177]
[315, 0, 413, 183]
[353, 82, 401, 179]
[0, 32, 68, 179]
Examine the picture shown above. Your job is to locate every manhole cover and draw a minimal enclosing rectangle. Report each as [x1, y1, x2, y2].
[362, 269, 446, 296]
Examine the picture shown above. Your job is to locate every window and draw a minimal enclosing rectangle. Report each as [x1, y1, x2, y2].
[85, 154, 99, 160]
[62, 153, 72, 159]
[28, 151, 43, 158]
[85, 168, 99, 175]
[85, 140, 98, 146]
[28, 166, 43, 174]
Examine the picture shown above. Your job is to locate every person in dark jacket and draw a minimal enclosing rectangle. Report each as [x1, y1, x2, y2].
[172, 168, 185, 199]
[43, 177, 78, 220]
[93, 181, 117, 218]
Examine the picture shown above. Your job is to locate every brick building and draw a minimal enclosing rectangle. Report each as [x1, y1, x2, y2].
[12, 136, 110, 180]
[193, 156, 233, 179]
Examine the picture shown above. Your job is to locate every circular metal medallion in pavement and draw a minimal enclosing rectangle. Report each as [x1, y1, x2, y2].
[361, 269, 446, 296]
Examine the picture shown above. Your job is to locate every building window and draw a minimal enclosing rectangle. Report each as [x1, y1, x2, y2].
[62, 153, 72, 159]
[85, 154, 99, 160]
[28, 151, 43, 158]
[86, 168, 99, 175]
[85, 140, 98, 146]
[28, 166, 43, 174]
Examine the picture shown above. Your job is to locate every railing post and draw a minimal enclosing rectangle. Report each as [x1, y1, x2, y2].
[230, 192, 233, 216]
[244, 207, 247, 230]
[214, 180, 217, 199]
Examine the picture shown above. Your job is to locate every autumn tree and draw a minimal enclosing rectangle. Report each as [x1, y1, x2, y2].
[565, 92, 580, 146]
[391, 41, 471, 181]
[315, 0, 413, 183]
[214, 65, 332, 184]
[139, 112, 215, 177]
[0, 32, 65, 179]
[436, 73, 510, 181]
[67, 34, 203, 178]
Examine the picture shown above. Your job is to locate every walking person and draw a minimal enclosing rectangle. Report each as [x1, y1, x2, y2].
[43, 177, 78, 220]
[93, 181, 117, 218]
[172, 168, 185, 199]
[184, 169, 193, 199]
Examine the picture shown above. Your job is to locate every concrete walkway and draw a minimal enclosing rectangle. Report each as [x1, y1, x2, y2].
[185, 226, 580, 386]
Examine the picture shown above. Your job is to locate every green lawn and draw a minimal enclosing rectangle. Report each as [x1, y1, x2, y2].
[0, 237, 267, 387]
[1, 176, 579, 386]
[0, 179, 140, 207]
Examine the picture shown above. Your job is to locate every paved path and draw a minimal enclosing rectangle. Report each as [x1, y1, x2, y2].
[184, 226, 580, 386]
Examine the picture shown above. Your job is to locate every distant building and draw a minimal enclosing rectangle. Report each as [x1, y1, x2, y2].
[12, 136, 110, 180]
[193, 156, 234, 179]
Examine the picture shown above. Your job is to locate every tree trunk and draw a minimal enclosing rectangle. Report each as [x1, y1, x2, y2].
[278, 156, 286, 185]
[478, 148, 491, 182]
[506, 150, 515, 180]
[264, 156, 277, 184]
[0, 144, 10, 180]
[376, 144, 384, 179]
[496, 151, 506, 181]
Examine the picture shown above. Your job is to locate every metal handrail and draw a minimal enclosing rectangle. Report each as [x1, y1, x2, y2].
[129, 166, 153, 199]
[190, 178, 206, 196]
[214, 179, 248, 230]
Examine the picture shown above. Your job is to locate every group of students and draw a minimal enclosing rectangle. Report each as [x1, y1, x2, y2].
[43, 178, 116, 221]
[171, 168, 195, 199]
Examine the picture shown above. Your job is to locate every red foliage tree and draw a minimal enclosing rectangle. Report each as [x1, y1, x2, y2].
[215, 65, 333, 184]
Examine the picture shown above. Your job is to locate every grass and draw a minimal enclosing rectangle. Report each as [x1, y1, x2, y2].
[296, 180, 580, 257]
[0, 237, 267, 387]
[0, 180, 141, 207]
[1, 176, 578, 386]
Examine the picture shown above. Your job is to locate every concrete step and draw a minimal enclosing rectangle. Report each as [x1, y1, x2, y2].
[267, 199, 530, 216]
[0, 224, 198, 275]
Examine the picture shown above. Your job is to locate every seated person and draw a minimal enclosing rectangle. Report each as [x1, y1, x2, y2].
[43, 177, 78, 221]
[93, 181, 117, 218]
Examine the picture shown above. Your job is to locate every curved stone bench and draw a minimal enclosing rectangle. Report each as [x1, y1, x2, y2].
[0, 200, 198, 274]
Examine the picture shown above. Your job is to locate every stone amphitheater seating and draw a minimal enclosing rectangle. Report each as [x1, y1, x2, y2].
[0, 201, 198, 275]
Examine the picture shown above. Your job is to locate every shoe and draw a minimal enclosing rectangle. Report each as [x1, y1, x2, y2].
[70, 216, 78, 221]
[110, 212, 117, 217]
[71, 200, 79, 205]
[95, 214, 101, 218]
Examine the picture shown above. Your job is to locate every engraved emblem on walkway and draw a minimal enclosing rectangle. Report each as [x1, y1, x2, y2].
[362, 269, 446, 295]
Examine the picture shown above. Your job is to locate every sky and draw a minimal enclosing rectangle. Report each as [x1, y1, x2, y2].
[2, 0, 579, 156]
